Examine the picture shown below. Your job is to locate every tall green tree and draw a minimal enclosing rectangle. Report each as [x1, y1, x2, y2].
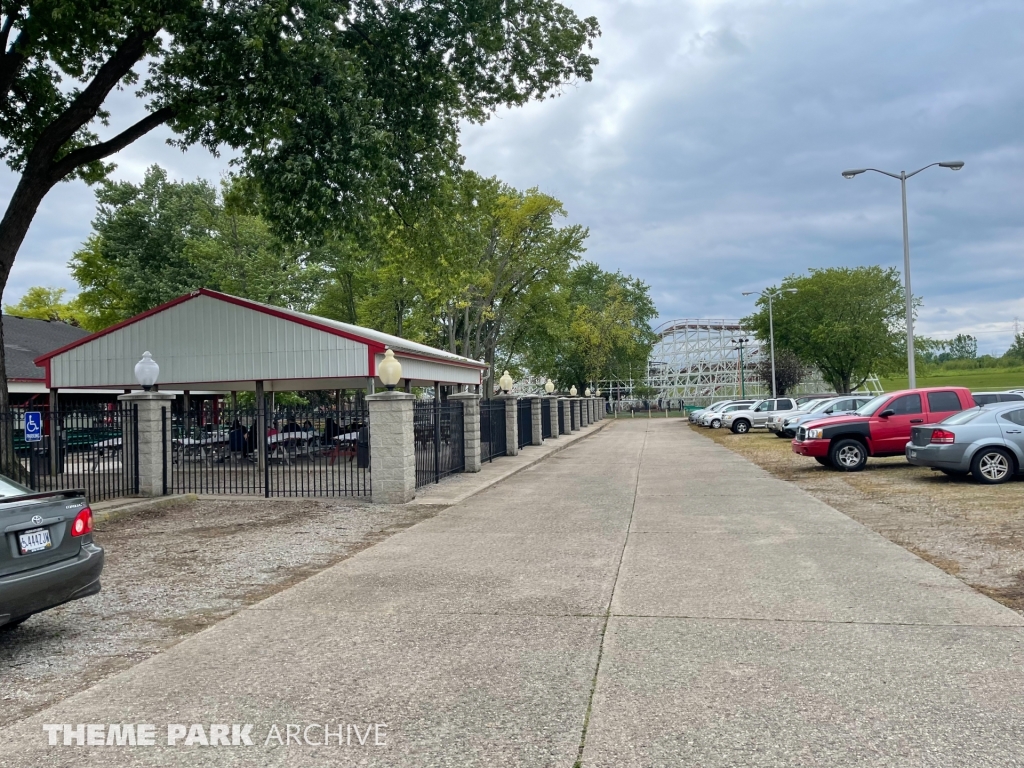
[529, 262, 658, 392]
[742, 266, 906, 393]
[0, 0, 599, 412]
[3, 286, 82, 325]
[69, 167, 325, 327]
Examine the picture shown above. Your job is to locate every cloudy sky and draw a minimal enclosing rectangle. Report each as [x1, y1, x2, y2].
[4, 0, 1023, 354]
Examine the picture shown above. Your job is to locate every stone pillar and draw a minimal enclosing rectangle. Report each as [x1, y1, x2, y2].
[546, 396, 560, 439]
[500, 394, 519, 456]
[118, 391, 175, 497]
[366, 390, 416, 504]
[528, 396, 543, 445]
[571, 398, 581, 432]
[449, 392, 481, 473]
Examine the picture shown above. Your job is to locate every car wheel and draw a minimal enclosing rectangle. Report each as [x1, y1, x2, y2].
[814, 456, 831, 466]
[829, 439, 867, 472]
[710, 419, 721, 429]
[971, 448, 1014, 484]
[775, 431, 791, 439]
[731, 419, 750, 434]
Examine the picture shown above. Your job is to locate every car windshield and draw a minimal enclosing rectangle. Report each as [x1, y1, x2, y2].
[941, 408, 984, 425]
[808, 398, 838, 413]
[0, 474, 31, 498]
[854, 394, 890, 416]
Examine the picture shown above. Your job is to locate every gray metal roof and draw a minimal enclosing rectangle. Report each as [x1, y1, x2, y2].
[2, 314, 90, 380]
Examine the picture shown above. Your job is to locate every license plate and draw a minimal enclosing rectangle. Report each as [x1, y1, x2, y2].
[18, 527, 52, 555]
[909, 450, 917, 459]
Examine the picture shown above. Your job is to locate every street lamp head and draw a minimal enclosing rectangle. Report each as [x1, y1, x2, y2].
[939, 161, 964, 171]
[741, 291, 755, 296]
[785, 288, 798, 294]
[842, 169, 866, 179]
[134, 351, 159, 391]
[378, 348, 403, 390]
[499, 370, 514, 394]
[544, 378, 555, 394]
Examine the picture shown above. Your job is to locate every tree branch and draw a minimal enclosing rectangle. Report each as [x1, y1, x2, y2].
[50, 106, 174, 182]
[27, 26, 158, 168]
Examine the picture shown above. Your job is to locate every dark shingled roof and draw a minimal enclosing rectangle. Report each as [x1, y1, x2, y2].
[2, 314, 91, 381]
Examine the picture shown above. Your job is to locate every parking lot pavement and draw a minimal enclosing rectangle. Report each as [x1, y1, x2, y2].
[5, 419, 1024, 767]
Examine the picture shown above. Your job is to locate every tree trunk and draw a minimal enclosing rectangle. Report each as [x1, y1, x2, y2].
[0, 170, 58, 480]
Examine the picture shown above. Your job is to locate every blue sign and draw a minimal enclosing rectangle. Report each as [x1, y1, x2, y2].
[24, 411, 42, 443]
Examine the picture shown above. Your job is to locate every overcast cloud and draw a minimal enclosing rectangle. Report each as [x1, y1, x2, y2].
[4, 0, 1023, 354]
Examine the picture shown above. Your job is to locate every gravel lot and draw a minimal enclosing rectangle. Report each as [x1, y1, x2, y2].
[0, 496, 445, 724]
[692, 424, 1024, 613]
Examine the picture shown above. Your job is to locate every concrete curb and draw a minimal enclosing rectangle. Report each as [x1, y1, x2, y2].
[91, 494, 198, 525]
[409, 418, 613, 507]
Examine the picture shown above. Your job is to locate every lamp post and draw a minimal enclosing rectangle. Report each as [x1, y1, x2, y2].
[731, 338, 750, 398]
[378, 348, 402, 390]
[569, 385, 577, 397]
[742, 288, 797, 398]
[499, 370, 514, 394]
[544, 379, 555, 395]
[841, 161, 964, 388]
[134, 352, 160, 391]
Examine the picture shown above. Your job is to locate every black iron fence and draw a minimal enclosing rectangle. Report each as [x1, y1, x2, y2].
[517, 398, 533, 449]
[558, 400, 566, 435]
[570, 401, 577, 430]
[0, 406, 138, 502]
[541, 399, 552, 439]
[414, 400, 465, 487]
[480, 400, 507, 463]
[168, 405, 370, 497]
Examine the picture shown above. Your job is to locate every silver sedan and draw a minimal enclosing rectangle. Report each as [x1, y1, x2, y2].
[905, 402, 1024, 484]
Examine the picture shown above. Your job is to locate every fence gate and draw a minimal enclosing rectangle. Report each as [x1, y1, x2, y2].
[480, 400, 507, 463]
[414, 400, 465, 487]
[517, 399, 533, 449]
[541, 399, 552, 439]
[0, 406, 138, 503]
[169, 404, 370, 497]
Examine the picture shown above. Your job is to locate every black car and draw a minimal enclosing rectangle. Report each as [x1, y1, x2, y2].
[0, 477, 103, 630]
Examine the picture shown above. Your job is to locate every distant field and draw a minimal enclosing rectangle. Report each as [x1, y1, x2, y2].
[880, 366, 1024, 392]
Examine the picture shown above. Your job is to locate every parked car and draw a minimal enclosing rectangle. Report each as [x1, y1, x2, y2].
[689, 400, 735, 424]
[905, 402, 1024, 483]
[792, 387, 974, 471]
[794, 394, 838, 407]
[722, 398, 798, 434]
[971, 391, 1024, 406]
[0, 479, 103, 631]
[766, 397, 832, 435]
[700, 401, 755, 429]
[769, 395, 874, 439]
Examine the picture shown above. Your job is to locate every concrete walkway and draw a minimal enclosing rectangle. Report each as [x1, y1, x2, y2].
[5, 420, 1024, 766]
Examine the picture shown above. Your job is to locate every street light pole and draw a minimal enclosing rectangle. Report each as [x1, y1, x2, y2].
[743, 287, 798, 399]
[841, 161, 964, 389]
[731, 338, 749, 398]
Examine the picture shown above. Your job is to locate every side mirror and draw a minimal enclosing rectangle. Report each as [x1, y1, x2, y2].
[879, 409, 895, 419]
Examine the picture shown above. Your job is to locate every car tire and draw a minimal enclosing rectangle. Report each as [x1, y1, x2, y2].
[731, 419, 751, 434]
[710, 419, 721, 429]
[775, 432, 790, 439]
[970, 447, 1015, 484]
[829, 438, 867, 472]
[814, 456, 831, 466]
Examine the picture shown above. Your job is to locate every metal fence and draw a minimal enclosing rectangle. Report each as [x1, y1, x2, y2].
[414, 400, 465, 487]
[541, 399, 552, 439]
[168, 405, 370, 497]
[0, 406, 138, 503]
[570, 401, 577, 430]
[558, 400, 566, 435]
[480, 399, 507, 463]
[517, 398, 533, 449]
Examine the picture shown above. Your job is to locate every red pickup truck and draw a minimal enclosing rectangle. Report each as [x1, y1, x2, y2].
[791, 387, 975, 471]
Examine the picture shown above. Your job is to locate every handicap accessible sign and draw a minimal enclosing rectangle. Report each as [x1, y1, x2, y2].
[24, 411, 42, 442]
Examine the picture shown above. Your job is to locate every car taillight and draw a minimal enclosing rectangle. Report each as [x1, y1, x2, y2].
[930, 429, 955, 445]
[71, 507, 93, 537]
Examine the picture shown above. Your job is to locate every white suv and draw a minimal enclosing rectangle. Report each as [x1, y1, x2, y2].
[721, 398, 798, 434]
